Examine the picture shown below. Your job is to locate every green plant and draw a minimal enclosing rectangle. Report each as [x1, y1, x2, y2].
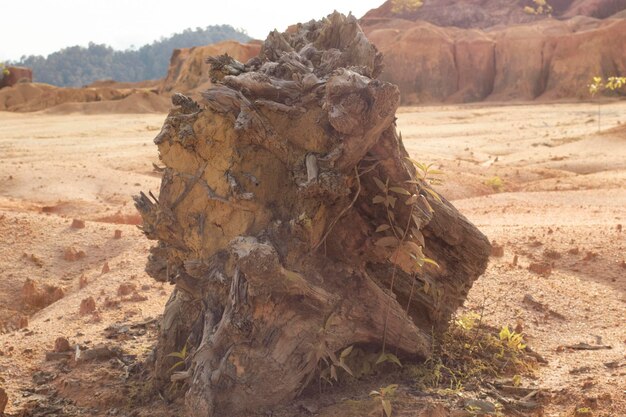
[588, 75, 626, 132]
[391, 0, 424, 14]
[0, 63, 8, 79]
[369, 384, 398, 417]
[498, 326, 526, 351]
[407, 312, 535, 392]
[485, 176, 504, 192]
[165, 344, 189, 395]
[318, 344, 354, 385]
[523, 0, 553, 15]
[322, 346, 402, 382]
[167, 344, 188, 372]
[405, 158, 444, 202]
[371, 163, 440, 353]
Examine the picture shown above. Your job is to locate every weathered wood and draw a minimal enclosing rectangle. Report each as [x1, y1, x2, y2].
[135, 11, 490, 417]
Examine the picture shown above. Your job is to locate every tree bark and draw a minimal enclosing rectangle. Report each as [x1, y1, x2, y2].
[135, 11, 490, 417]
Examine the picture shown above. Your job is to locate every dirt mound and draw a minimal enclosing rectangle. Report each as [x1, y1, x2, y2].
[362, 16, 626, 103]
[159, 40, 261, 97]
[0, 66, 32, 89]
[0, 82, 168, 113]
[364, 0, 626, 28]
[43, 90, 170, 114]
[85, 78, 162, 89]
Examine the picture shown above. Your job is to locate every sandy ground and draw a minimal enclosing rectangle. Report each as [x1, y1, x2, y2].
[0, 102, 624, 416]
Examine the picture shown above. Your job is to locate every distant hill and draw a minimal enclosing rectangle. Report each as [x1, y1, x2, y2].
[12, 25, 251, 87]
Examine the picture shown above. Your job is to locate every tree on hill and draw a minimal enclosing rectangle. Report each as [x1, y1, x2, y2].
[13, 25, 251, 87]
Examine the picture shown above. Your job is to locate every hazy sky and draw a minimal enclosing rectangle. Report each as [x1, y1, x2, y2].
[0, 0, 384, 61]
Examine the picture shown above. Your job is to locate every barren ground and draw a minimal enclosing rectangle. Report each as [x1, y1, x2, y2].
[0, 101, 624, 416]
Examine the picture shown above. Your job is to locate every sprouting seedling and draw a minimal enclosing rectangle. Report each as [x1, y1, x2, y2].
[588, 76, 603, 97]
[369, 384, 398, 417]
[375, 351, 402, 368]
[405, 158, 444, 203]
[321, 345, 354, 384]
[588, 75, 626, 132]
[167, 344, 188, 372]
[372, 172, 439, 354]
[499, 326, 526, 351]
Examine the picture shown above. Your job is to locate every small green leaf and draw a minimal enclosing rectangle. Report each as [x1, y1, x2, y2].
[423, 258, 440, 268]
[389, 186, 411, 196]
[373, 195, 385, 204]
[405, 157, 423, 170]
[375, 224, 391, 233]
[376, 353, 402, 367]
[423, 187, 442, 203]
[383, 384, 398, 394]
[499, 326, 511, 341]
[338, 360, 353, 376]
[405, 194, 418, 205]
[168, 360, 186, 372]
[382, 399, 392, 417]
[373, 176, 387, 192]
[340, 345, 354, 359]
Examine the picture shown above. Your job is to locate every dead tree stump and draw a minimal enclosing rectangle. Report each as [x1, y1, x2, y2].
[135, 12, 490, 417]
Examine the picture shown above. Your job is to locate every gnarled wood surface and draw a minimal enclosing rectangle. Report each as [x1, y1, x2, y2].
[135, 12, 490, 417]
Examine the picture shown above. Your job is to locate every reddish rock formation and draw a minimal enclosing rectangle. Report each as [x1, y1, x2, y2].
[21, 279, 65, 309]
[70, 219, 85, 229]
[0, 387, 7, 415]
[79, 296, 96, 315]
[564, 0, 626, 18]
[63, 246, 86, 261]
[54, 337, 71, 352]
[0, 66, 32, 89]
[364, 0, 544, 28]
[117, 283, 136, 296]
[364, 0, 626, 27]
[160, 40, 262, 98]
[362, 16, 626, 104]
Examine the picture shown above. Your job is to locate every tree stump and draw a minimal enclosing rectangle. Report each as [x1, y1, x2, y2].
[135, 12, 490, 417]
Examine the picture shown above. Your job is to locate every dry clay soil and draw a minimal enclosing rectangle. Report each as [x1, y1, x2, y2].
[0, 101, 624, 416]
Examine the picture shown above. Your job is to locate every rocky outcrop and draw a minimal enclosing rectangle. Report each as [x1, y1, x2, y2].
[364, 0, 626, 28]
[0, 66, 32, 89]
[160, 40, 261, 97]
[362, 16, 626, 104]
